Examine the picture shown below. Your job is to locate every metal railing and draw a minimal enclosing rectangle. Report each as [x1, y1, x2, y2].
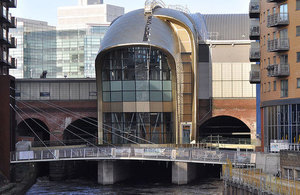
[249, 0, 260, 16]
[199, 137, 252, 145]
[268, 38, 289, 52]
[10, 146, 254, 165]
[144, 0, 166, 14]
[249, 70, 260, 84]
[249, 24, 260, 38]
[267, 63, 289, 77]
[250, 47, 260, 60]
[223, 163, 300, 195]
[267, 13, 289, 27]
[288, 144, 300, 151]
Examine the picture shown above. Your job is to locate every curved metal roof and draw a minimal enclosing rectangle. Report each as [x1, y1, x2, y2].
[96, 8, 179, 61]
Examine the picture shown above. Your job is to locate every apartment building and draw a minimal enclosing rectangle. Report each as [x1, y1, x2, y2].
[0, 0, 16, 180]
[249, 0, 300, 151]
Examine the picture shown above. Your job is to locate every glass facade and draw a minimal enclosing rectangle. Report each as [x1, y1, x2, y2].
[10, 19, 108, 78]
[10, 19, 56, 78]
[264, 104, 300, 149]
[101, 46, 173, 144]
[102, 47, 172, 102]
[103, 112, 173, 144]
[54, 26, 108, 78]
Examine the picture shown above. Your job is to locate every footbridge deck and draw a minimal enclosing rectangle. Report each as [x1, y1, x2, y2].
[11, 146, 256, 165]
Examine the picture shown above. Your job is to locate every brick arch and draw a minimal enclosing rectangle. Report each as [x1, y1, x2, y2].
[63, 117, 98, 145]
[16, 117, 50, 143]
[211, 99, 257, 140]
[197, 115, 252, 142]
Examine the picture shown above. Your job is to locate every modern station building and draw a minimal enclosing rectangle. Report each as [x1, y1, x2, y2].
[95, 4, 208, 144]
[95, 2, 257, 145]
[249, 0, 300, 151]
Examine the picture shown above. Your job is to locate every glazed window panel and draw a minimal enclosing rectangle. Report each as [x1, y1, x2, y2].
[163, 81, 172, 90]
[150, 81, 162, 91]
[123, 91, 136, 102]
[111, 92, 122, 102]
[110, 81, 122, 91]
[163, 91, 172, 101]
[136, 91, 149, 101]
[103, 92, 110, 101]
[136, 81, 149, 91]
[122, 81, 135, 91]
[102, 81, 110, 91]
[150, 91, 162, 102]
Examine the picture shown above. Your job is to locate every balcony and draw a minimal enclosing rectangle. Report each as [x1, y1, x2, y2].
[9, 16, 16, 28]
[249, 20, 260, 40]
[268, 38, 289, 52]
[3, 0, 17, 8]
[267, 63, 289, 77]
[9, 57, 17, 69]
[267, 13, 289, 27]
[249, 42, 260, 62]
[249, 64, 260, 84]
[249, 0, 260, 18]
[8, 36, 16, 48]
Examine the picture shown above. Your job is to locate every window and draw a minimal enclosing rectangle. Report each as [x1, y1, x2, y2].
[268, 82, 271, 92]
[297, 26, 300, 36]
[273, 31, 277, 39]
[297, 0, 300, 11]
[297, 78, 300, 88]
[273, 56, 277, 64]
[273, 7, 276, 14]
[297, 52, 300, 63]
[281, 80, 288, 97]
[280, 29, 288, 39]
[273, 81, 277, 91]
[268, 58, 270, 65]
[280, 55, 288, 64]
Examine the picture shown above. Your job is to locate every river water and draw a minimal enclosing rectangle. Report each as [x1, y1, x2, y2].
[26, 178, 224, 195]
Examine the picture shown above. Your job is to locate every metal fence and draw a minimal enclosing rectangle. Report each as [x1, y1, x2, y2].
[223, 161, 300, 195]
[11, 147, 254, 165]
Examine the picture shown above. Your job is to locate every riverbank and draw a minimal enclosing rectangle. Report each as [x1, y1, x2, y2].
[0, 163, 37, 195]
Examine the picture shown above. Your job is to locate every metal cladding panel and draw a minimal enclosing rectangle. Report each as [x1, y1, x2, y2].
[80, 82, 89, 100]
[59, 83, 70, 100]
[204, 14, 249, 40]
[96, 9, 179, 61]
[153, 8, 198, 42]
[40, 82, 50, 101]
[89, 82, 97, 100]
[50, 82, 60, 100]
[70, 82, 80, 100]
[21, 82, 30, 100]
[30, 83, 39, 100]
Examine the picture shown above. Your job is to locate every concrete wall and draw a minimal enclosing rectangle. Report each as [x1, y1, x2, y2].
[172, 162, 197, 185]
[98, 160, 130, 185]
[280, 150, 300, 179]
[255, 153, 280, 175]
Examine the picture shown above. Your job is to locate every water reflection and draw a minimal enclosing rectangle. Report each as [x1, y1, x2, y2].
[26, 178, 224, 195]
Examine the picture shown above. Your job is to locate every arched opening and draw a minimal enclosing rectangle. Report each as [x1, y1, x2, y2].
[63, 117, 98, 145]
[197, 116, 251, 144]
[17, 118, 50, 146]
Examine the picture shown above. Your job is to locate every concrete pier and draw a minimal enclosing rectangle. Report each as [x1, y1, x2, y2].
[172, 162, 197, 185]
[97, 160, 130, 185]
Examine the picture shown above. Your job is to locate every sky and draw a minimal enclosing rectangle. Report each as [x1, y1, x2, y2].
[11, 0, 250, 26]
